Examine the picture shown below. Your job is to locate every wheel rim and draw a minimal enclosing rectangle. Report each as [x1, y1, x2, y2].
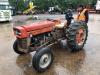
[39, 53, 51, 69]
[76, 27, 86, 46]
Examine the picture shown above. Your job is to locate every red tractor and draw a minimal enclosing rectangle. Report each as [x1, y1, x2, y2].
[13, 19, 88, 72]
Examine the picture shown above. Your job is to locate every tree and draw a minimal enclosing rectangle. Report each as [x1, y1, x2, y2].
[9, 0, 97, 13]
[9, 0, 25, 11]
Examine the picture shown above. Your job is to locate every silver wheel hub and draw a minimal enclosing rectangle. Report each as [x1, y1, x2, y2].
[39, 53, 51, 68]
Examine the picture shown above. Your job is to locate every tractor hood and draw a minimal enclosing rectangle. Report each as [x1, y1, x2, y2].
[13, 20, 55, 38]
[22, 20, 55, 32]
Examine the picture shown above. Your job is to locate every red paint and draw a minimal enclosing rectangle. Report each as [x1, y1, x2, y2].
[13, 20, 55, 38]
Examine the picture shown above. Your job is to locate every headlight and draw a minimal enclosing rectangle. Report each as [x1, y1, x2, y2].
[15, 30, 21, 35]
[14, 29, 21, 35]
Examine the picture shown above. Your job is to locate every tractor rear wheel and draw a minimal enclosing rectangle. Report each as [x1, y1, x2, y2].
[67, 22, 88, 52]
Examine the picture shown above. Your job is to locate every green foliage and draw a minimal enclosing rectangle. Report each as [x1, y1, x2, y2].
[32, 0, 49, 11]
[9, 0, 97, 12]
[32, 0, 97, 11]
[9, 0, 26, 11]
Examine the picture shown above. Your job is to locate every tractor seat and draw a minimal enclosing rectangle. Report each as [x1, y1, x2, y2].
[55, 20, 67, 28]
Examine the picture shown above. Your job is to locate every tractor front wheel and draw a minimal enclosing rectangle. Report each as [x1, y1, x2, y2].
[13, 40, 27, 55]
[32, 47, 54, 72]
